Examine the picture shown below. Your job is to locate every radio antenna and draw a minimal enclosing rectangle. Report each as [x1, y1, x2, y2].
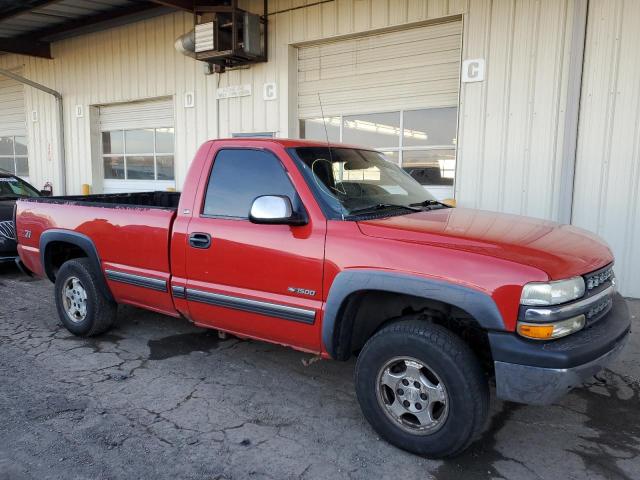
[317, 93, 334, 164]
[317, 93, 346, 219]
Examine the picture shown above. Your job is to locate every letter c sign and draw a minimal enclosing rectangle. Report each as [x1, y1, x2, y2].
[263, 82, 278, 101]
[461, 58, 485, 83]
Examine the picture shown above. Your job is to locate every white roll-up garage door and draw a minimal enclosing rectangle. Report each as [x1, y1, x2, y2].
[0, 74, 26, 136]
[0, 71, 29, 181]
[98, 97, 175, 193]
[297, 20, 462, 201]
[297, 20, 462, 118]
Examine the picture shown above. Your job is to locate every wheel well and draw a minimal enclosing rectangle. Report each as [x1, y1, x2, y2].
[44, 241, 88, 280]
[333, 290, 494, 374]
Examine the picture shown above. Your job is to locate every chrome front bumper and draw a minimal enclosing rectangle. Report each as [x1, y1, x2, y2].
[494, 333, 628, 405]
[490, 292, 631, 405]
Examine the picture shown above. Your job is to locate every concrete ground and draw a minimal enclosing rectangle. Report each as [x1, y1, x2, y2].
[0, 263, 639, 480]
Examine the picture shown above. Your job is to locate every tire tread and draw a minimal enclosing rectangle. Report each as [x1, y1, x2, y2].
[55, 258, 117, 337]
[355, 319, 489, 457]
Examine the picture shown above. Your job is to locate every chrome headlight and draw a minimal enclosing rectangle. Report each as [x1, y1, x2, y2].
[520, 276, 585, 306]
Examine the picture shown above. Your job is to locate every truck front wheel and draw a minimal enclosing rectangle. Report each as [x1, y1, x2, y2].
[54, 258, 117, 336]
[355, 319, 489, 458]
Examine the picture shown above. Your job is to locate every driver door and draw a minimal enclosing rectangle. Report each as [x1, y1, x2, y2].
[184, 147, 326, 352]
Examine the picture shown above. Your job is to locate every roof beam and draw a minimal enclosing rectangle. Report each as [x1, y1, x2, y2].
[34, 3, 162, 41]
[0, 0, 62, 22]
[0, 38, 52, 58]
[148, 1, 194, 12]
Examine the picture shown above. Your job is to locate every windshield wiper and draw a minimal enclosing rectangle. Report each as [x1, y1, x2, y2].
[347, 203, 421, 217]
[409, 199, 449, 209]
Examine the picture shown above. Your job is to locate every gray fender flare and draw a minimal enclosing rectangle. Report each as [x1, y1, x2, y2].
[322, 270, 505, 359]
[40, 229, 114, 302]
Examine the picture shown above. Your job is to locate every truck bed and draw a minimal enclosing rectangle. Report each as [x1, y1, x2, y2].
[16, 191, 180, 316]
[21, 191, 180, 210]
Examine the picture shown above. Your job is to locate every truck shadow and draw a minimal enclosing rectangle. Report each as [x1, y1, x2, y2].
[434, 370, 640, 480]
[147, 330, 230, 360]
[568, 370, 640, 480]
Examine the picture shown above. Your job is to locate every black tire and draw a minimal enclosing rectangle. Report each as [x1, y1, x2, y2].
[54, 258, 117, 336]
[355, 319, 489, 458]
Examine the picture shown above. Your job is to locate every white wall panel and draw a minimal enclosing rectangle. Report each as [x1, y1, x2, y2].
[573, 0, 640, 297]
[456, 0, 577, 222]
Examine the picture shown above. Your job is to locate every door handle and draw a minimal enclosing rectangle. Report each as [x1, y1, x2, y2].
[189, 232, 212, 249]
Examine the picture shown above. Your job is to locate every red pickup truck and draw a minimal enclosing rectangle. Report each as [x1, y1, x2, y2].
[15, 139, 630, 457]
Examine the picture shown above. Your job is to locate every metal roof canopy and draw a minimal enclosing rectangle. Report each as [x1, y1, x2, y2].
[0, 0, 194, 58]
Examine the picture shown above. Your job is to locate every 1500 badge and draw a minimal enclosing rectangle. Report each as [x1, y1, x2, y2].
[287, 287, 316, 297]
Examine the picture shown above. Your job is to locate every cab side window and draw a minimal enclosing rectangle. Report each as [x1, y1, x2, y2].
[203, 149, 298, 218]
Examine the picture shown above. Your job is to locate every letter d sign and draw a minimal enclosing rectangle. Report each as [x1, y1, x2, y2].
[461, 58, 485, 83]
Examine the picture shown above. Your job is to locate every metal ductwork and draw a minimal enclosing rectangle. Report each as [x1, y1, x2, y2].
[174, 29, 196, 58]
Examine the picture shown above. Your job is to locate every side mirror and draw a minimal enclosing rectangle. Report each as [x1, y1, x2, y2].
[40, 189, 52, 197]
[249, 195, 307, 226]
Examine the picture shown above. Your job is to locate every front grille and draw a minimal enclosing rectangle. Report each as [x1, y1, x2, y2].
[586, 296, 613, 321]
[0, 220, 16, 241]
[584, 264, 614, 291]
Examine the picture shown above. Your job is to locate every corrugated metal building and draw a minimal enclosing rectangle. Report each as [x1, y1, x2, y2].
[0, 0, 639, 296]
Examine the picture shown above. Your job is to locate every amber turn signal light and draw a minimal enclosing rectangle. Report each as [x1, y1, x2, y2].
[517, 315, 586, 340]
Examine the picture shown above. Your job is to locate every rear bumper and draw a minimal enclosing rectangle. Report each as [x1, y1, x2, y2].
[490, 293, 631, 405]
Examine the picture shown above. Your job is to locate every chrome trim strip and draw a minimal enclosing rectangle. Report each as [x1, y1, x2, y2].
[105, 269, 167, 292]
[172, 285, 186, 299]
[523, 285, 616, 322]
[185, 288, 316, 324]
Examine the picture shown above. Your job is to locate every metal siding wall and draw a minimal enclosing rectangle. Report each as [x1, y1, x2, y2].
[0, 0, 577, 207]
[573, 0, 640, 297]
[456, 0, 575, 221]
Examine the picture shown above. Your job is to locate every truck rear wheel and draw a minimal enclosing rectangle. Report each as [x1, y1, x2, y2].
[354, 319, 488, 458]
[54, 258, 117, 336]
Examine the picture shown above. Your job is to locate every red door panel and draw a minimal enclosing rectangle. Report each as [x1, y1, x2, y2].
[183, 147, 326, 352]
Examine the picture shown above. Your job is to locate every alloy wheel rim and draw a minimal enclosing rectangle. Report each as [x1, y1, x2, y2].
[62, 276, 88, 323]
[375, 356, 449, 435]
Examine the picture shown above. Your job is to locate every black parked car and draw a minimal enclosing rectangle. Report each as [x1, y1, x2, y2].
[0, 171, 41, 263]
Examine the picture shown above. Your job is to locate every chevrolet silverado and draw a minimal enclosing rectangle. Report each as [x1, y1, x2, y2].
[15, 138, 631, 457]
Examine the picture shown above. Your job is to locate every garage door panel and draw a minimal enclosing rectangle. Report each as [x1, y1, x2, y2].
[298, 20, 462, 119]
[297, 21, 461, 60]
[300, 93, 459, 118]
[0, 73, 27, 138]
[99, 97, 174, 131]
[298, 61, 459, 93]
[297, 36, 460, 73]
[300, 77, 459, 106]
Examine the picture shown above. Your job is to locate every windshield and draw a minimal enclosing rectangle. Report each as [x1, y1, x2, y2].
[0, 176, 40, 199]
[290, 147, 440, 218]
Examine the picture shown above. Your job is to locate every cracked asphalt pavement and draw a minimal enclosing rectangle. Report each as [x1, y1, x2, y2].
[1, 263, 639, 480]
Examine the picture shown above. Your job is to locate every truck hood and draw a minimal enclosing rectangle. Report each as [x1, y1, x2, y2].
[357, 208, 613, 280]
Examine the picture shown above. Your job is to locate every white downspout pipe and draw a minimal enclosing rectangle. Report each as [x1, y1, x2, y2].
[0, 68, 67, 195]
